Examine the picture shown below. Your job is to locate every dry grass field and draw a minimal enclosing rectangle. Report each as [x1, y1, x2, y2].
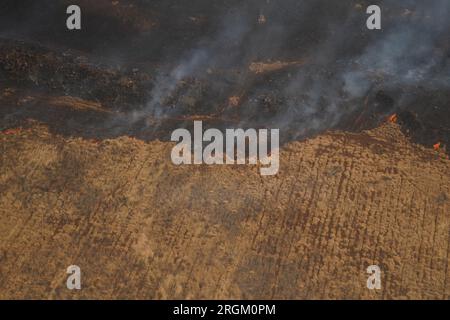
[1, 121, 448, 299]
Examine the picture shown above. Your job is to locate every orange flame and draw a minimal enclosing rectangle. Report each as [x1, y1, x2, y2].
[433, 142, 441, 151]
[388, 114, 397, 123]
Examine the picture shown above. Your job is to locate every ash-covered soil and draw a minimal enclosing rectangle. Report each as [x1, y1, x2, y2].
[0, 123, 449, 299]
[1, 0, 449, 147]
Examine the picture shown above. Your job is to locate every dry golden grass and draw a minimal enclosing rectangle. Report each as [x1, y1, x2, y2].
[0, 122, 449, 299]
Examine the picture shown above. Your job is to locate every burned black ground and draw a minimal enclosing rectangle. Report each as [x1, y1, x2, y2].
[0, 0, 449, 150]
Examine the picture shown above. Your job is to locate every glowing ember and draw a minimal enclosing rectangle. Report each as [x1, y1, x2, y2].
[2, 128, 21, 135]
[258, 14, 267, 25]
[388, 114, 398, 123]
[228, 96, 240, 107]
[433, 142, 441, 151]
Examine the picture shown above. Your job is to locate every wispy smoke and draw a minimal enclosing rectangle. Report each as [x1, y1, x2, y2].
[122, 0, 449, 140]
[4, 0, 448, 140]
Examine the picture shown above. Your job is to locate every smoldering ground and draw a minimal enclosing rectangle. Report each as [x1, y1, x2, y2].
[0, 0, 449, 149]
